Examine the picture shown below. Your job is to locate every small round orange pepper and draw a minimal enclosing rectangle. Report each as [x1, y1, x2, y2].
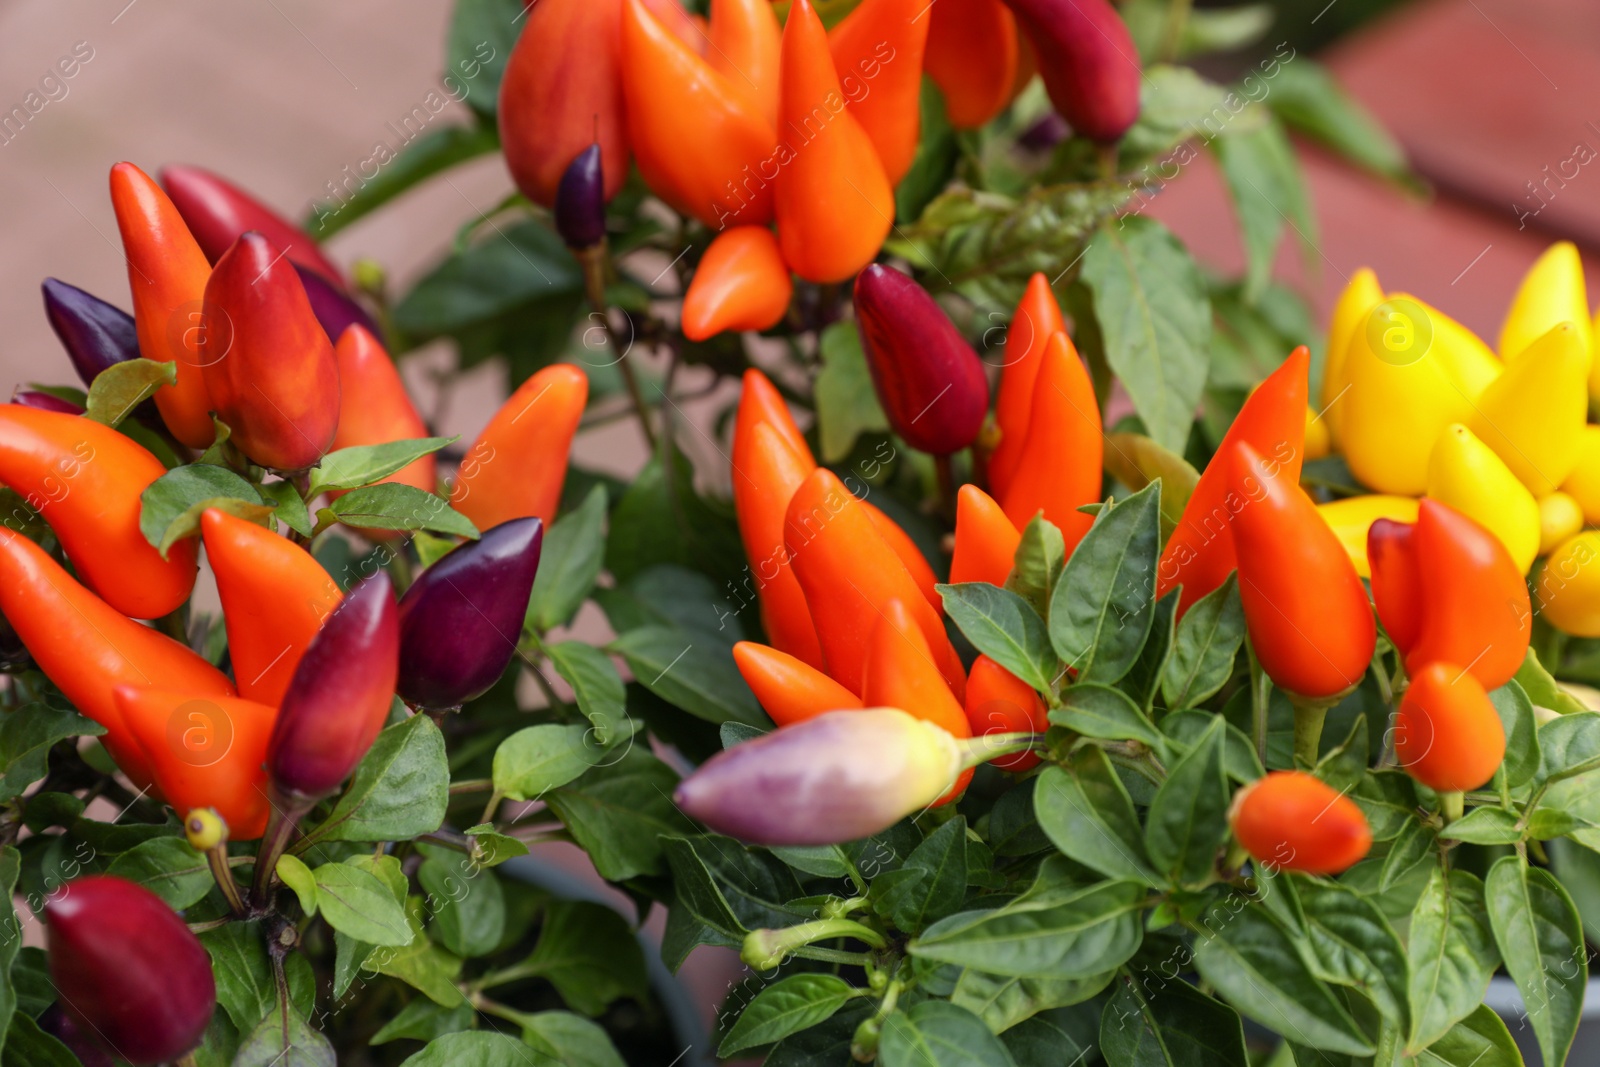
[1394, 662, 1506, 792]
[1229, 771, 1372, 874]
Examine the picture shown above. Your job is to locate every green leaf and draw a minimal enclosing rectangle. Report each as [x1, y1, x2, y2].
[720, 974, 862, 1056]
[140, 464, 268, 558]
[879, 1000, 1020, 1067]
[874, 817, 969, 934]
[527, 485, 608, 630]
[371, 905, 466, 1007]
[306, 715, 449, 843]
[546, 641, 628, 747]
[1379, 817, 1438, 893]
[610, 626, 767, 727]
[1035, 751, 1159, 885]
[464, 823, 528, 868]
[492, 723, 602, 801]
[1049, 684, 1163, 747]
[1406, 868, 1500, 1051]
[663, 834, 805, 943]
[445, 0, 521, 118]
[1488, 679, 1541, 787]
[1102, 432, 1200, 545]
[1145, 718, 1229, 886]
[84, 357, 175, 426]
[1048, 483, 1162, 683]
[1077, 219, 1210, 453]
[1161, 574, 1245, 709]
[1211, 115, 1313, 300]
[605, 441, 746, 590]
[939, 583, 1057, 693]
[309, 125, 502, 241]
[398, 1032, 533, 1067]
[1001, 1005, 1100, 1067]
[910, 870, 1145, 979]
[1484, 854, 1584, 1067]
[392, 218, 581, 337]
[521, 1012, 628, 1067]
[201, 922, 284, 1034]
[1443, 807, 1522, 845]
[105, 836, 213, 909]
[1265, 57, 1411, 185]
[325, 483, 478, 537]
[370, 998, 475, 1045]
[1121, 589, 1177, 712]
[275, 853, 318, 915]
[417, 847, 505, 957]
[1005, 514, 1066, 618]
[1415, 1004, 1525, 1067]
[517, 899, 649, 1017]
[545, 748, 696, 881]
[0, 704, 102, 802]
[0, 850, 20, 1059]
[0, 1012, 78, 1067]
[1514, 648, 1588, 715]
[311, 861, 413, 946]
[1298, 880, 1411, 1038]
[1099, 975, 1248, 1067]
[815, 320, 889, 462]
[308, 436, 455, 494]
[1192, 900, 1373, 1057]
[951, 969, 1112, 1035]
[258, 479, 313, 537]
[233, 1004, 335, 1067]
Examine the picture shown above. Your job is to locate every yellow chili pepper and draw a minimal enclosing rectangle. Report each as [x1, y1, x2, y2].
[1467, 321, 1590, 497]
[1427, 423, 1540, 574]
[1539, 492, 1584, 556]
[1319, 267, 1382, 447]
[1538, 531, 1600, 637]
[1315, 495, 1419, 578]
[1498, 242, 1593, 389]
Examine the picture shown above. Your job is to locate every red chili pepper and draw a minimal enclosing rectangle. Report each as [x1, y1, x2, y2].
[113, 686, 277, 839]
[450, 363, 588, 532]
[1160, 347, 1308, 616]
[1394, 662, 1506, 792]
[160, 164, 343, 288]
[266, 573, 398, 801]
[0, 405, 197, 618]
[924, 0, 1018, 129]
[45, 876, 216, 1066]
[1367, 517, 1422, 656]
[988, 272, 1066, 499]
[1002, 0, 1141, 142]
[201, 507, 342, 707]
[827, 0, 933, 184]
[950, 484, 1021, 587]
[11, 389, 83, 414]
[863, 598, 974, 801]
[1228, 441, 1375, 699]
[998, 331, 1102, 551]
[733, 640, 864, 726]
[964, 654, 1047, 771]
[1392, 499, 1531, 691]
[775, 0, 895, 282]
[682, 226, 793, 341]
[331, 325, 437, 494]
[199, 233, 340, 472]
[0, 529, 234, 790]
[785, 468, 966, 698]
[107, 162, 216, 448]
[1229, 771, 1372, 874]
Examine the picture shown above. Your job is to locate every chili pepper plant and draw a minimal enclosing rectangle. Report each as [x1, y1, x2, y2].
[4, 0, 1598, 1065]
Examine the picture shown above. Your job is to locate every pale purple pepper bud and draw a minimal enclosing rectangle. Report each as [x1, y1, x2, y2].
[674, 708, 963, 845]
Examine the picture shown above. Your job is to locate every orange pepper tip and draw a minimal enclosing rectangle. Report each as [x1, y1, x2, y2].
[681, 227, 793, 341]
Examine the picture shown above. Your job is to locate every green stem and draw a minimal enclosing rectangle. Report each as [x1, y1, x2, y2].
[1159, 0, 1194, 62]
[448, 778, 495, 795]
[251, 792, 312, 910]
[207, 845, 248, 918]
[958, 731, 1044, 772]
[743, 918, 886, 970]
[1291, 699, 1328, 768]
[1247, 643, 1270, 765]
[580, 245, 654, 450]
[933, 453, 957, 523]
[1440, 790, 1464, 826]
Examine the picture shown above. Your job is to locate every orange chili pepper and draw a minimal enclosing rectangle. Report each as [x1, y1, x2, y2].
[774, 0, 895, 283]
[1229, 771, 1372, 874]
[1367, 518, 1422, 655]
[1394, 662, 1506, 792]
[1228, 442, 1375, 700]
[950, 484, 1021, 587]
[988, 272, 1066, 499]
[331, 325, 436, 493]
[734, 421, 826, 669]
[107, 162, 215, 448]
[1404, 499, 1531, 691]
[620, 0, 776, 228]
[862, 500, 941, 611]
[201, 508, 342, 707]
[733, 640, 864, 726]
[198, 233, 340, 473]
[827, 0, 933, 184]
[451, 363, 588, 532]
[923, 0, 1017, 129]
[863, 598, 973, 801]
[0, 529, 235, 789]
[964, 654, 1046, 771]
[708, 0, 782, 128]
[785, 469, 966, 698]
[681, 226, 793, 341]
[736, 366, 810, 462]
[1160, 347, 1308, 616]
[114, 687, 276, 839]
[0, 405, 197, 620]
[998, 331, 1102, 552]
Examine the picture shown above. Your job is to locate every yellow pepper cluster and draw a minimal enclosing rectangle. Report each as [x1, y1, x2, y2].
[1310, 242, 1600, 636]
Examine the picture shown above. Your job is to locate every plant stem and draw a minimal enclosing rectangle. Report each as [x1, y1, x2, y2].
[958, 730, 1043, 771]
[1291, 698, 1328, 768]
[1440, 790, 1464, 826]
[251, 793, 312, 910]
[207, 844, 248, 918]
[580, 245, 654, 450]
[933, 452, 957, 522]
[448, 777, 494, 795]
[1247, 644, 1270, 764]
[1160, 0, 1194, 62]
